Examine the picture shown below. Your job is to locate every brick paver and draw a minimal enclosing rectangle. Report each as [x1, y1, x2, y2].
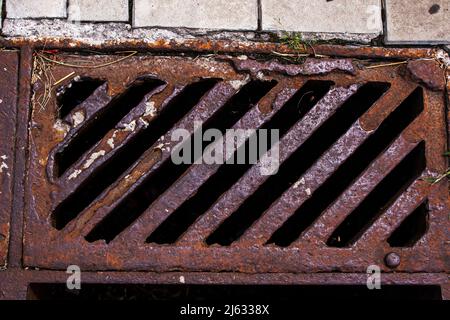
[261, 0, 382, 34]
[6, 0, 67, 18]
[133, 0, 258, 30]
[68, 0, 129, 22]
[385, 0, 450, 44]
[1, 1, 450, 45]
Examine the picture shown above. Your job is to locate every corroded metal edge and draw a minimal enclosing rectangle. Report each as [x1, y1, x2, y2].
[0, 37, 447, 61]
[0, 51, 19, 267]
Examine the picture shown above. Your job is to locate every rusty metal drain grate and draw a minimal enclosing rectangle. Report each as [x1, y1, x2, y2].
[21, 50, 449, 275]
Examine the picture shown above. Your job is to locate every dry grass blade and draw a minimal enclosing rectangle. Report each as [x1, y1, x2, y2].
[37, 51, 138, 69]
[271, 51, 329, 59]
[366, 61, 408, 69]
[32, 55, 56, 113]
[432, 170, 450, 185]
[32, 51, 137, 112]
[53, 72, 76, 87]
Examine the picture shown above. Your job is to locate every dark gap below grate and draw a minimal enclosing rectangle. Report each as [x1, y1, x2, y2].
[27, 284, 442, 300]
[268, 87, 424, 246]
[387, 201, 429, 247]
[51, 79, 218, 230]
[57, 77, 105, 119]
[145, 80, 334, 244]
[85, 80, 277, 243]
[327, 141, 426, 247]
[206, 82, 390, 246]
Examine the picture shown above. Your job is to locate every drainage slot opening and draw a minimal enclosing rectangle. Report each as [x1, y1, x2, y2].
[206, 82, 390, 246]
[387, 201, 429, 247]
[327, 141, 426, 247]
[51, 79, 218, 230]
[54, 77, 165, 177]
[268, 86, 424, 246]
[85, 80, 277, 243]
[145, 80, 333, 244]
[56, 77, 105, 119]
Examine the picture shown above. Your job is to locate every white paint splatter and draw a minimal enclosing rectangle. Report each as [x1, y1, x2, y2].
[229, 75, 250, 90]
[305, 188, 312, 196]
[139, 117, 149, 128]
[144, 101, 157, 117]
[293, 177, 305, 189]
[256, 71, 265, 80]
[123, 120, 136, 132]
[68, 169, 82, 180]
[435, 49, 450, 68]
[179, 276, 185, 284]
[83, 150, 106, 169]
[1, 155, 7, 160]
[107, 131, 118, 149]
[0, 99, 3, 104]
[155, 140, 171, 152]
[72, 111, 85, 127]
[229, 79, 245, 90]
[0, 162, 8, 173]
[237, 55, 248, 60]
[53, 119, 71, 137]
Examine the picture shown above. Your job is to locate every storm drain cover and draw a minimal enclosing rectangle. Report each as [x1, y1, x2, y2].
[24, 51, 449, 273]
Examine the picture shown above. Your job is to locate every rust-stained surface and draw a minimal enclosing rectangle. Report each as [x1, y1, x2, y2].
[0, 51, 19, 267]
[226, 56, 357, 76]
[24, 51, 449, 273]
[406, 60, 446, 91]
[0, 37, 444, 61]
[0, 41, 449, 299]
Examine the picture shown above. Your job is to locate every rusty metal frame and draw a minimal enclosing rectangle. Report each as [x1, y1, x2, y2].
[0, 39, 448, 299]
[0, 50, 19, 267]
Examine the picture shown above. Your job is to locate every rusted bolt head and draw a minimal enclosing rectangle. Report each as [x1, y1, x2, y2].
[385, 252, 401, 268]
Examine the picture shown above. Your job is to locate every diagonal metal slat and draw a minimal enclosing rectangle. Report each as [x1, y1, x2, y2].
[356, 179, 429, 247]
[236, 83, 417, 246]
[51, 82, 170, 204]
[177, 85, 360, 245]
[300, 135, 423, 246]
[264, 86, 425, 247]
[238, 122, 379, 246]
[70, 81, 246, 236]
[114, 81, 293, 244]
